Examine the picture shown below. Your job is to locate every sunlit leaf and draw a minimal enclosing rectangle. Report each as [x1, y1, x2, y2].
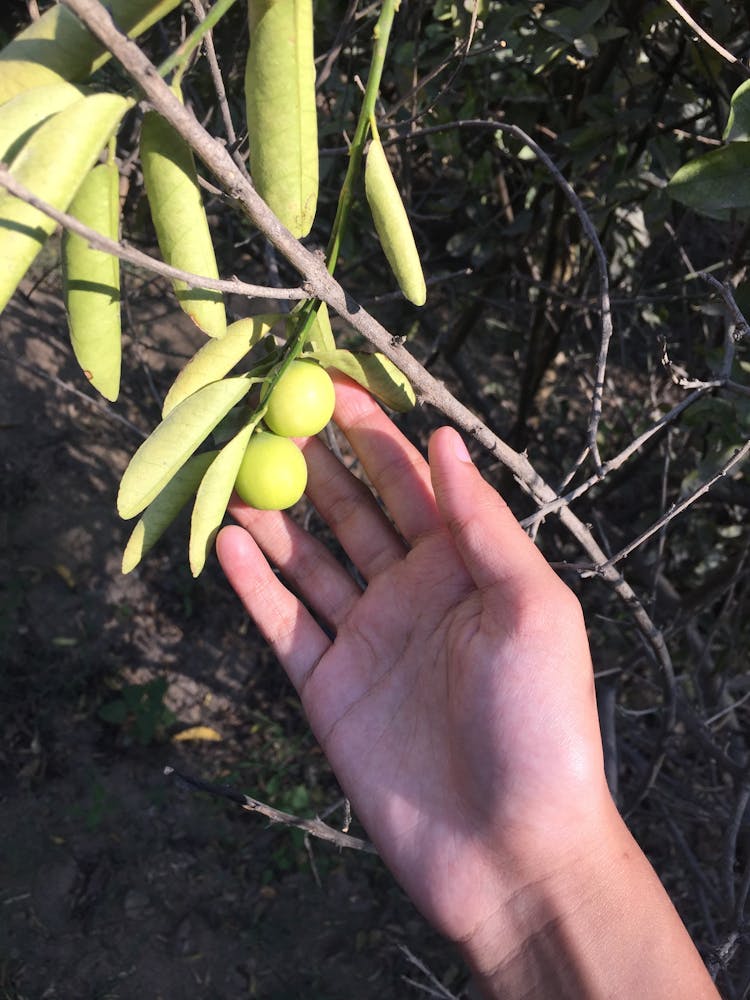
[0, 92, 131, 315]
[0, 0, 182, 105]
[245, 0, 318, 237]
[162, 313, 279, 417]
[189, 423, 255, 577]
[310, 349, 416, 412]
[118, 377, 253, 520]
[0, 82, 84, 162]
[668, 143, 750, 219]
[724, 79, 750, 142]
[305, 302, 336, 352]
[122, 450, 218, 574]
[140, 93, 226, 338]
[62, 159, 122, 401]
[172, 726, 222, 742]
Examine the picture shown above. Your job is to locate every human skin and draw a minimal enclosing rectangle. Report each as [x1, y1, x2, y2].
[216, 375, 720, 999]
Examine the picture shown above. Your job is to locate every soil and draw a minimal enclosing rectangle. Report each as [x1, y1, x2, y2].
[0, 282, 463, 1000]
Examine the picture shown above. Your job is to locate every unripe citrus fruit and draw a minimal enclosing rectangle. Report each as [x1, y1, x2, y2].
[264, 360, 336, 437]
[234, 431, 307, 510]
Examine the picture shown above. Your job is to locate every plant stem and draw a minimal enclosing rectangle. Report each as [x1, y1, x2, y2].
[157, 0, 239, 80]
[325, 0, 398, 273]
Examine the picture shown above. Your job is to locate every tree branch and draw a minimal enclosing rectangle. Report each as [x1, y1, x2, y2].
[164, 766, 377, 854]
[0, 164, 305, 302]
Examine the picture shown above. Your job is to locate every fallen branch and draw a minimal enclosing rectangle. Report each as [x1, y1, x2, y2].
[164, 765, 377, 854]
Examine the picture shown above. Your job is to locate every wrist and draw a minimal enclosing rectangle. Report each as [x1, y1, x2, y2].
[458, 801, 718, 1000]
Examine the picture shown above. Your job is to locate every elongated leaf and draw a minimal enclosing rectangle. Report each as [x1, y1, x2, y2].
[724, 80, 750, 142]
[365, 130, 426, 306]
[118, 377, 253, 520]
[0, 0, 182, 106]
[62, 160, 122, 401]
[122, 450, 218, 574]
[667, 143, 750, 219]
[306, 302, 336, 352]
[140, 100, 226, 338]
[189, 423, 255, 577]
[245, 0, 318, 237]
[0, 82, 84, 163]
[162, 313, 279, 417]
[0, 92, 131, 314]
[310, 349, 415, 412]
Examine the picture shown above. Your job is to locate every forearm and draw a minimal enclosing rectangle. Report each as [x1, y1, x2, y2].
[461, 805, 720, 1000]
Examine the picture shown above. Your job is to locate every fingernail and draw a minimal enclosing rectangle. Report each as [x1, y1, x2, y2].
[452, 431, 472, 463]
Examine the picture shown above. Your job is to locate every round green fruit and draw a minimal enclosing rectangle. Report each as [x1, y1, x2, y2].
[234, 431, 308, 510]
[264, 360, 336, 437]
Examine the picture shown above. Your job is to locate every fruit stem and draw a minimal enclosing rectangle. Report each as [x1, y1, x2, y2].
[325, 0, 398, 274]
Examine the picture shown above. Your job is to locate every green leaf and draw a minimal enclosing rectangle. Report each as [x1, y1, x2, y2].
[122, 450, 218, 574]
[245, 0, 318, 237]
[0, 92, 132, 315]
[62, 160, 122, 401]
[117, 376, 254, 520]
[305, 302, 336, 352]
[140, 96, 226, 338]
[0, 81, 84, 163]
[724, 79, 750, 142]
[189, 423, 255, 577]
[0, 0, 182, 105]
[667, 142, 750, 219]
[162, 313, 279, 417]
[310, 349, 415, 412]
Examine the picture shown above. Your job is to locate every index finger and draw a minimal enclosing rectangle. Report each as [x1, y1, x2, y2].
[330, 374, 442, 544]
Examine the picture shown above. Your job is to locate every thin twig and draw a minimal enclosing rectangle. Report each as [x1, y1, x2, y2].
[164, 766, 377, 854]
[663, 0, 750, 77]
[594, 440, 750, 572]
[0, 164, 305, 302]
[188, 0, 250, 180]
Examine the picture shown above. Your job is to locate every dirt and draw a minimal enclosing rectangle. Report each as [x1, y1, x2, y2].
[0, 281, 463, 1000]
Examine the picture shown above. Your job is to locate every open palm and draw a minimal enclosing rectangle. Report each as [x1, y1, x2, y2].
[217, 376, 609, 944]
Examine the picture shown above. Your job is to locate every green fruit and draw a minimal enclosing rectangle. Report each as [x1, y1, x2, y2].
[264, 360, 335, 437]
[234, 432, 307, 510]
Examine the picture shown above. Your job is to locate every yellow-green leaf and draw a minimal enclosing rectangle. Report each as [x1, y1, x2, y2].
[0, 92, 131, 315]
[62, 160, 122, 401]
[162, 313, 279, 417]
[189, 423, 255, 577]
[305, 302, 336, 352]
[118, 377, 253, 520]
[122, 450, 218, 574]
[140, 100, 226, 338]
[311, 349, 415, 412]
[0, 0, 182, 106]
[245, 0, 318, 237]
[365, 129, 426, 307]
[172, 725, 222, 742]
[0, 82, 84, 163]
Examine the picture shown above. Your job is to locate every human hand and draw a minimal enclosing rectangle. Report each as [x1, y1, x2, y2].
[216, 376, 611, 946]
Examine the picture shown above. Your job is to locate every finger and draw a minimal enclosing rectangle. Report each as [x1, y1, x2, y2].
[225, 492, 363, 627]
[428, 426, 554, 591]
[216, 523, 330, 692]
[301, 433, 408, 579]
[331, 374, 442, 543]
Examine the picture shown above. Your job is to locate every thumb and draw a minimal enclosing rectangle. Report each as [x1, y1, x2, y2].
[428, 426, 551, 591]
